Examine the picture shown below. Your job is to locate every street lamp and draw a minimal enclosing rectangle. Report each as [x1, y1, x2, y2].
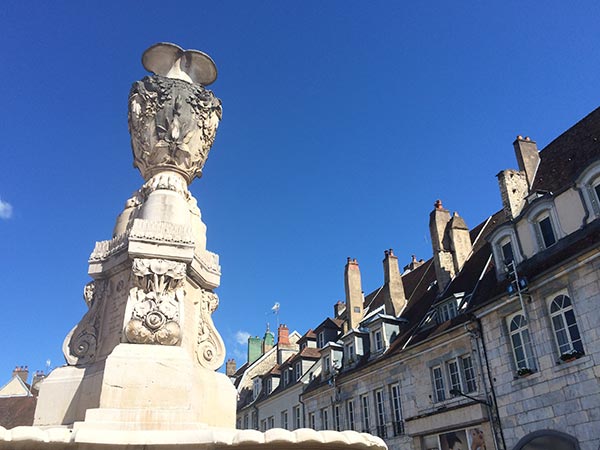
[449, 389, 491, 407]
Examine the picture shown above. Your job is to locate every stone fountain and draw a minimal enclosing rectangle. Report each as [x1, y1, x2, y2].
[0, 43, 386, 450]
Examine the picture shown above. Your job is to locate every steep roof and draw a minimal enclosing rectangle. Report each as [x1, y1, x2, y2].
[532, 106, 600, 193]
[0, 396, 37, 428]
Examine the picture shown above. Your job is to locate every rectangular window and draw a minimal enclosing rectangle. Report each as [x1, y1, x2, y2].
[317, 332, 325, 348]
[361, 394, 370, 432]
[252, 411, 258, 429]
[283, 370, 289, 386]
[309, 412, 316, 430]
[447, 360, 461, 393]
[260, 419, 266, 432]
[293, 405, 301, 429]
[267, 416, 274, 430]
[253, 378, 261, 399]
[243, 414, 249, 429]
[266, 377, 272, 394]
[334, 405, 341, 431]
[324, 355, 331, 373]
[347, 343, 354, 362]
[281, 411, 288, 430]
[375, 331, 383, 351]
[237, 418, 241, 429]
[295, 362, 302, 381]
[375, 389, 386, 438]
[437, 301, 457, 324]
[501, 240, 514, 264]
[346, 399, 355, 431]
[390, 384, 403, 436]
[461, 356, 477, 393]
[321, 408, 329, 430]
[538, 216, 556, 248]
[432, 366, 446, 402]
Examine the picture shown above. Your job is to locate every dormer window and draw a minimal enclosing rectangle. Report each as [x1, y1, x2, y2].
[537, 213, 556, 248]
[500, 237, 514, 264]
[374, 331, 383, 352]
[266, 377, 272, 394]
[490, 225, 523, 278]
[346, 343, 354, 362]
[253, 377, 262, 400]
[324, 355, 331, 373]
[576, 160, 600, 221]
[436, 300, 457, 324]
[294, 361, 302, 381]
[317, 332, 325, 348]
[527, 201, 562, 252]
[300, 342, 307, 350]
[283, 369, 289, 386]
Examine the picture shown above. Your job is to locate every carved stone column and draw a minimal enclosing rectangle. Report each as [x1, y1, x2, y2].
[35, 43, 235, 430]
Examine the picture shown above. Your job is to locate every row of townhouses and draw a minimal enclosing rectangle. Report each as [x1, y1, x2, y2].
[229, 107, 600, 450]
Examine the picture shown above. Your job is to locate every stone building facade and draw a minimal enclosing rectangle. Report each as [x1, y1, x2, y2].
[233, 107, 600, 450]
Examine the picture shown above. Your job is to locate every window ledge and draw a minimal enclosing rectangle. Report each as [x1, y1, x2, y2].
[552, 354, 591, 374]
[512, 370, 542, 384]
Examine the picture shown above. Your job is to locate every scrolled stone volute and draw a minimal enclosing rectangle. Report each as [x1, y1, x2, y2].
[128, 44, 222, 184]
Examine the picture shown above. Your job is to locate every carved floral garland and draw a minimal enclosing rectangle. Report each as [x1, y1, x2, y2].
[124, 258, 186, 345]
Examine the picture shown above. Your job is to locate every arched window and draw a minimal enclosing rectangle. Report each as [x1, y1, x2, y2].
[508, 313, 536, 371]
[549, 294, 584, 356]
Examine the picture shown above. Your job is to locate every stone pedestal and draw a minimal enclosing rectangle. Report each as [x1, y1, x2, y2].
[33, 42, 232, 431]
[35, 345, 236, 430]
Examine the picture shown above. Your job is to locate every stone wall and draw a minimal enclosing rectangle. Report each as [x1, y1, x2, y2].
[479, 250, 600, 450]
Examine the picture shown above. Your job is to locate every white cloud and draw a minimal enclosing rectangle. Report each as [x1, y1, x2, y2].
[0, 198, 13, 219]
[235, 330, 250, 345]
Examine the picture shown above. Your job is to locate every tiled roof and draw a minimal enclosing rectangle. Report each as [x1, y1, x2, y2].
[297, 329, 316, 343]
[532, 106, 600, 193]
[0, 396, 37, 428]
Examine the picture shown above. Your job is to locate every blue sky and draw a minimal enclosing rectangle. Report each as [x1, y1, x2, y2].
[1, 2, 600, 379]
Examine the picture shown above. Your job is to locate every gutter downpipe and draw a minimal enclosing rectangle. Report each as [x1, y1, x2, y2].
[471, 316, 507, 450]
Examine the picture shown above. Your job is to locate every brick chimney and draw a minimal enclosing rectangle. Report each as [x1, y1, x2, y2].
[333, 301, 346, 319]
[429, 200, 455, 290]
[226, 359, 237, 377]
[513, 136, 540, 188]
[382, 249, 406, 316]
[448, 213, 472, 273]
[277, 324, 290, 345]
[345, 257, 364, 330]
[12, 366, 28, 383]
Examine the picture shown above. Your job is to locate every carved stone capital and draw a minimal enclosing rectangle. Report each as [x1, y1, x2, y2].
[128, 75, 222, 183]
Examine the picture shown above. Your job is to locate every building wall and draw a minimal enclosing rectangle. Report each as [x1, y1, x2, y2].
[479, 250, 600, 450]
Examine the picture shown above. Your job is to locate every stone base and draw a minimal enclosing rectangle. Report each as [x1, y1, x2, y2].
[0, 427, 387, 450]
[35, 344, 236, 429]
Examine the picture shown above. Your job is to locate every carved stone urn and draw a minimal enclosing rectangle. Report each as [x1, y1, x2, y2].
[33, 43, 235, 430]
